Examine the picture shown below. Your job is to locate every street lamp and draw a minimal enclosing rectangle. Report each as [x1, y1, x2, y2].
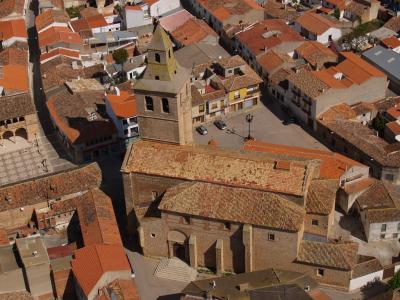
[245, 114, 254, 141]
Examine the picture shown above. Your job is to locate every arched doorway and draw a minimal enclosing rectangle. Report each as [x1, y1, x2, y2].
[167, 230, 188, 263]
[15, 128, 28, 140]
[2, 131, 14, 141]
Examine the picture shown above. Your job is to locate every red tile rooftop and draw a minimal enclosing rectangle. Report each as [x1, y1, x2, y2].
[235, 19, 303, 56]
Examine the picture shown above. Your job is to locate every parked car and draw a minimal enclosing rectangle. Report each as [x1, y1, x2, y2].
[196, 125, 208, 135]
[214, 120, 227, 130]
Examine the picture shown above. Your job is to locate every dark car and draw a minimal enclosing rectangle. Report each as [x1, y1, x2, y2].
[196, 125, 208, 135]
[282, 117, 296, 125]
[214, 120, 227, 130]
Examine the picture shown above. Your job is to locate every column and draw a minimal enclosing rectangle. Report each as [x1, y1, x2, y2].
[243, 224, 253, 273]
[216, 239, 224, 275]
[189, 234, 197, 269]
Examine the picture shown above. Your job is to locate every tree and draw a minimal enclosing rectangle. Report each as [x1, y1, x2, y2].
[66, 6, 82, 18]
[112, 48, 128, 66]
[333, 8, 340, 19]
[371, 113, 388, 135]
[389, 271, 400, 290]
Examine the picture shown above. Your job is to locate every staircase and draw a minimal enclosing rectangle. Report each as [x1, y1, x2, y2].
[154, 257, 197, 282]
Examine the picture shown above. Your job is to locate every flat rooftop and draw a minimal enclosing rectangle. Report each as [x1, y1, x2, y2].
[16, 236, 49, 268]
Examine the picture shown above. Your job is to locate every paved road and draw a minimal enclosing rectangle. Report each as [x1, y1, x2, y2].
[194, 95, 328, 151]
[126, 250, 188, 300]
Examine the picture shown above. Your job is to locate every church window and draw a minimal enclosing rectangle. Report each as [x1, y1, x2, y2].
[162, 98, 169, 113]
[155, 53, 161, 63]
[145, 96, 154, 111]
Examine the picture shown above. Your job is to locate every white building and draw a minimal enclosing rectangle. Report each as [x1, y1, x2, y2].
[294, 12, 342, 44]
[105, 89, 139, 146]
[124, 0, 181, 29]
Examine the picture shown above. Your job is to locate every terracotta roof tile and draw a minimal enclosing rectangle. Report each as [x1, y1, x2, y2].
[319, 119, 400, 167]
[71, 244, 130, 297]
[306, 179, 338, 214]
[386, 120, 400, 136]
[171, 18, 218, 46]
[296, 13, 337, 35]
[244, 140, 362, 179]
[39, 26, 83, 48]
[235, 19, 303, 57]
[319, 103, 357, 121]
[106, 91, 137, 119]
[297, 240, 358, 270]
[382, 36, 400, 49]
[40, 48, 80, 63]
[46, 87, 116, 144]
[86, 14, 108, 29]
[79, 7, 99, 19]
[0, 92, 34, 121]
[257, 50, 293, 74]
[123, 140, 320, 197]
[0, 0, 24, 19]
[0, 163, 102, 212]
[287, 69, 328, 98]
[35, 9, 70, 32]
[160, 181, 305, 231]
[295, 41, 337, 69]
[0, 64, 29, 94]
[0, 19, 27, 40]
[0, 47, 27, 66]
[264, 0, 300, 22]
[384, 16, 400, 33]
[76, 189, 122, 246]
[96, 279, 140, 300]
[40, 56, 84, 90]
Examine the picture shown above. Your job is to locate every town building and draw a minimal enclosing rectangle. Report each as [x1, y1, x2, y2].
[105, 90, 139, 148]
[158, 9, 194, 33]
[72, 244, 132, 300]
[0, 0, 26, 21]
[190, 55, 262, 125]
[121, 140, 383, 290]
[0, 93, 39, 147]
[46, 79, 119, 163]
[234, 19, 304, 73]
[76, 188, 123, 246]
[0, 47, 29, 95]
[343, 0, 380, 24]
[35, 9, 70, 34]
[170, 18, 219, 48]
[286, 52, 388, 129]
[294, 13, 342, 45]
[264, 0, 300, 23]
[319, 0, 347, 18]
[124, 0, 182, 29]
[381, 35, 400, 53]
[133, 24, 193, 145]
[362, 45, 400, 94]
[187, 0, 264, 51]
[0, 19, 27, 48]
[180, 268, 320, 300]
[16, 236, 53, 298]
[317, 117, 400, 183]
[38, 26, 84, 54]
[0, 163, 101, 230]
[294, 41, 338, 70]
[0, 245, 26, 294]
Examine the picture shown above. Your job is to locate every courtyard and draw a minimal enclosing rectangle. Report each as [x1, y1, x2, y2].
[193, 96, 327, 151]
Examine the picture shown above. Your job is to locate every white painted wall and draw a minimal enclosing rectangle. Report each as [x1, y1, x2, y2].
[349, 270, 383, 291]
[316, 27, 342, 44]
[105, 96, 139, 139]
[150, 0, 181, 17]
[124, 8, 152, 29]
[366, 220, 400, 241]
[2, 36, 27, 47]
[92, 23, 120, 34]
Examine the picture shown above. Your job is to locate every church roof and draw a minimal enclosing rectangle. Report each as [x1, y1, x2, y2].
[148, 24, 173, 51]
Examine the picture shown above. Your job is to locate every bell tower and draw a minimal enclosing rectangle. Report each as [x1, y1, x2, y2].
[134, 24, 193, 145]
